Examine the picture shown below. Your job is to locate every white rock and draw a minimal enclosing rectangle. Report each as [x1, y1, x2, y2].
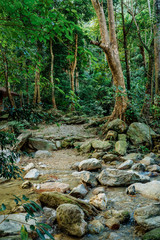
[24, 163, 35, 171]
[140, 157, 155, 166]
[24, 168, 40, 179]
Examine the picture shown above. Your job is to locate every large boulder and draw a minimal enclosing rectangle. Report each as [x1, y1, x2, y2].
[79, 158, 102, 171]
[39, 192, 98, 217]
[28, 138, 57, 151]
[34, 182, 70, 193]
[98, 168, 150, 187]
[126, 181, 160, 200]
[56, 204, 87, 237]
[115, 140, 128, 155]
[91, 140, 112, 151]
[127, 122, 156, 145]
[134, 203, 160, 230]
[104, 119, 128, 133]
[142, 228, 160, 240]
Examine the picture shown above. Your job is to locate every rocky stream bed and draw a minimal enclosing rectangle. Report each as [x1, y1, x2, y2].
[0, 118, 160, 240]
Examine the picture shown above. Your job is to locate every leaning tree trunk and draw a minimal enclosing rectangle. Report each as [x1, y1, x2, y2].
[91, 0, 128, 120]
[50, 38, 57, 109]
[70, 33, 78, 111]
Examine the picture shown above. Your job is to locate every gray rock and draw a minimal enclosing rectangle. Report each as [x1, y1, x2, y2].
[102, 154, 119, 162]
[38, 207, 56, 225]
[28, 138, 57, 151]
[35, 150, 52, 158]
[115, 140, 128, 155]
[98, 168, 150, 187]
[70, 184, 88, 198]
[127, 122, 156, 145]
[105, 217, 120, 230]
[126, 181, 160, 200]
[79, 158, 102, 171]
[0, 213, 36, 235]
[105, 119, 128, 133]
[131, 163, 146, 172]
[140, 156, 155, 165]
[80, 171, 98, 187]
[88, 220, 104, 234]
[118, 160, 133, 170]
[24, 168, 40, 179]
[70, 162, 80, 171]
[124, 153, 143, 161]
[92, 140, 112, 151]
[142, 228, 160, 240]
[134, 203, 160, 230]
[55, 141, 61, 149]
[56, 204, 87, 237]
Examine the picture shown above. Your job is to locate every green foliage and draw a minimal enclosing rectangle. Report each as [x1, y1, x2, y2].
[0, 195, 55, 240]
[0, 131, 22, 179]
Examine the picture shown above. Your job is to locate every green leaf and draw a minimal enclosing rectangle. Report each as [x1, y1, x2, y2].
[36, 229, 45, 240]
[42, 228, 55, 239]
[30, 225, 35, 231]
[21, 225, 28, 240]
[1, 204, 6, 211]
[22, 195, 29, 201]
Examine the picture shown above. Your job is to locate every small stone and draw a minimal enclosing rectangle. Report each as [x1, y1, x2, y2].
[118, 160, 133, 170]
[35, 150, 52, 158]
[105, 130, 117, 141]
[92, 140, 112, 151]
[131, 163, 146, 172]
[80, 141, 92, 153]
[55, 141, 61, 149]
[70, 162, 80, 171]
[118, 134, 127, 141]
[92, 187, 105, 195]
[140, 157, 155, 165]
[70, 184, 88, 198]
[88, 220, 104, 234]
[147, 164, 160, 172]
[21, 181, 33, 189]
[80, 171, 98, 187]
[115, 140, 128, 155]
[102, 154, 119, 162]
[105, 217, 120, 230]
[24, 163, 34, 171]
[24, 169, 40, 179]
[90, 193, 107, 210]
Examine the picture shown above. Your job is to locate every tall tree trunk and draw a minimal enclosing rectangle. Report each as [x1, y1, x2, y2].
[75, 67, 79, 93]
[154, 0, 160, 95]
[70, 33, 78, 93]
[121, 0, 131, 91]
[50, 38, 57, 109]
[139, 45, 147, 71]
[1, 49, 16, 108]
[91, 0, 128, 120]
[33, 41, 41, 105]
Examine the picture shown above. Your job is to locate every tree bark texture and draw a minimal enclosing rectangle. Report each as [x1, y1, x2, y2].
[50, 38, 57, 109]
[121, 0, 131, 91]
[70, 33, 78, 93]
[33, 41, 41, 105]
[91, 0, 128, 120]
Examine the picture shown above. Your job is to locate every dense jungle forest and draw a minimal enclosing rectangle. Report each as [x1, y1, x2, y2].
[0, 0, 160, 240]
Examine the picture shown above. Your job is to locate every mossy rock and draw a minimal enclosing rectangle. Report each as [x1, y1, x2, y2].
[142, 228, 160, 240]
[39, 192, 98, 217]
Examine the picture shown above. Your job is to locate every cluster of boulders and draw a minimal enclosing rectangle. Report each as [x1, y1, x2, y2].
[20, 151, 160, 239]
[80, 119, 160, 156]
